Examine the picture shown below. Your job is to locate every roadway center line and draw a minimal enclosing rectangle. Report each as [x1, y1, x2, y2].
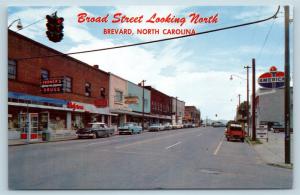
[165, 141, 182, 150]
[213, 135, 225, 155]
[115, 129, 200, 149]
[197, 133, 202, 137]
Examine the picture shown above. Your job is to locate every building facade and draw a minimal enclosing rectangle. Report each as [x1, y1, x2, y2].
[171, 98, 185, 125]
[108, 73, 129, 126]
[8, 30, 111, 139]
[254, 87, 293, 128]
[145, 86, 172, 124]
[183, 106, 201, 126]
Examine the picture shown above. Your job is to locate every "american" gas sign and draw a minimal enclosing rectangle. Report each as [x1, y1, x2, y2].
[258, 66, 285, 89]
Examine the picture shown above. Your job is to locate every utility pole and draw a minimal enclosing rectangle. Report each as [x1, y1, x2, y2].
[252, 58, 256, 141]
[238, 94, 241, 106]
[284, 5, 291, 164]
[141, 80, 146, 131]
[244, 65, 250, 136]
[175, 97, 178, 124]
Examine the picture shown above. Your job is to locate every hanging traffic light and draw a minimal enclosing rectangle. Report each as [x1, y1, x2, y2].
[46, 12, 64, 42]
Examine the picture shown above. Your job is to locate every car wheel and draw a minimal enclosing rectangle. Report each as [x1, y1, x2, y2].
[227, 137, 230, 141]
[241, 138, 244, 142]
[92, 132, 97, 139]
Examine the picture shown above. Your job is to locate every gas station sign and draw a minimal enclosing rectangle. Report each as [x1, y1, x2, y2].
[258, 66, 285, 89]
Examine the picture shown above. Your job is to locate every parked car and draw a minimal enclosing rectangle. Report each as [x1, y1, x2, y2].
[213, 122, 226, 127]
[271, 122, 284, 133]
[225, 123, 246, 142]
[163, 123, 173, 130]
[118, 122, 142, 135]
[148, 124, 164, 131]
[76, 122, 115, 139]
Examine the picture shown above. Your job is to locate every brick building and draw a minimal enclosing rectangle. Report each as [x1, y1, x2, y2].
[144, 86, 172, 124]
[8, 30, 112, 139]
[183, 106, 201, 126]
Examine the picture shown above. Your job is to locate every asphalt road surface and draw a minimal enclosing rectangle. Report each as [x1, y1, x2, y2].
[8, 127, 292, 189]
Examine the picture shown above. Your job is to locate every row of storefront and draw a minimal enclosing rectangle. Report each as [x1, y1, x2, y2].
[8, 29, 200, 139]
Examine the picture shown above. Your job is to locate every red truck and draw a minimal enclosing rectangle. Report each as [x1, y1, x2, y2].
[225, 123, 246, 142]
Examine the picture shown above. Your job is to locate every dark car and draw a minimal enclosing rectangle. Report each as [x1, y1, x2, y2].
[76, 122, 115, 139]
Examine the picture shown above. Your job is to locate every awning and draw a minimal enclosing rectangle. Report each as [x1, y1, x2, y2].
[8, 91, 67, 106]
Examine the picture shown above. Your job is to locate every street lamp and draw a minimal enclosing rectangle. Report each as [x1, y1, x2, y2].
[8, 18, 23, 30]
[229, 73, 249, 136]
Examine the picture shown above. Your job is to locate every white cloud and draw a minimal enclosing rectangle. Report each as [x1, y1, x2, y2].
[8, 6, 97, 43]
[110, 6, 198, 41]
[234, 6, 284, 25]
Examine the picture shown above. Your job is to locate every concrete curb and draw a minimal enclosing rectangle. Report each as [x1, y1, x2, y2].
[8, 137, 78, 146]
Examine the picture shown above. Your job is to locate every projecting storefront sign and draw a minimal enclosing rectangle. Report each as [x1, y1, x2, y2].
[124, 96, 139, 104]
[40, 77, 64, 93]
[258, 66, 285, 89]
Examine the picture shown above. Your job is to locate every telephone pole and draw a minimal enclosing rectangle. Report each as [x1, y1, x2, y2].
[244, 65, 250, 136]
[284, 5, 291, 164]
[238, 94, 241, 106]
[252, 59, 256, 141]
[141, 80, 146, 131]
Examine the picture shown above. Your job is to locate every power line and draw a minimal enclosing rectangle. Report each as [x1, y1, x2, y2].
[257, 19, 275, 60]
[16, 6, 280, 61]
[17, 17, 46, 31]
[15, 10, 58, 31]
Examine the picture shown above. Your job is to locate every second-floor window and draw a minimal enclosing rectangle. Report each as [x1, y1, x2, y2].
[41, 69, 49, 80]
[64, 76, 72, 92]
[85, 82, 91, 97]
[115, 90, 123, 103]
[8, 59, 17, 80]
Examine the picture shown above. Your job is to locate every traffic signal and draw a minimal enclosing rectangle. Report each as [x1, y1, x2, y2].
[46, 13, 64, 42]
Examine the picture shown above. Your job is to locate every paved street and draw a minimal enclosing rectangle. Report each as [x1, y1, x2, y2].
[9, 127, 292, 190]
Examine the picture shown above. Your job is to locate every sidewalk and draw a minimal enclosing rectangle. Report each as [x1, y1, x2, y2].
[250, 131, 293, 168]
[8, 134, 78, 146]
[9, 130, 121, 146]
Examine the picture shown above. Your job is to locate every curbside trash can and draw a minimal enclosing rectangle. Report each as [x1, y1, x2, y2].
[42, 130, 51, 141]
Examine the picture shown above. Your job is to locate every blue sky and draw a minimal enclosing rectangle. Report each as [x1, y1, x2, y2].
[8, 5, 293, 120]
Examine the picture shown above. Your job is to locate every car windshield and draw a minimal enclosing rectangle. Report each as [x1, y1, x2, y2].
[90, 124, 105, 128]
[230, 126, 242, 131]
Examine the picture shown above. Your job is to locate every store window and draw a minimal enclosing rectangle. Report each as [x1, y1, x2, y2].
[41, 69, 49, 80]
[8, 59, 17, 80]
[64, 76, 72, 92]
[85, 82, 91, 97]
[115, 90, 123, 103]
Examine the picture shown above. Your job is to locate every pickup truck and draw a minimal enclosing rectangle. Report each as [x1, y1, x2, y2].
[76, 122, 115, 138]
[225, 123, 246, 142]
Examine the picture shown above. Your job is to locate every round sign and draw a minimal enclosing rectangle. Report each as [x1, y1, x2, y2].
[258, 66, 285, 88]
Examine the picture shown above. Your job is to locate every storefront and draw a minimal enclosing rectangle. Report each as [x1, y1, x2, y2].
[8, 92, 115, 140]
